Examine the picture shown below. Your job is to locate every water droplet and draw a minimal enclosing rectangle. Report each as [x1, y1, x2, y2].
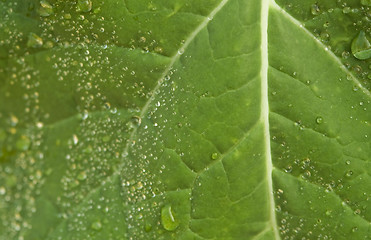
[284, 165, 292, 173]
[315, 117, 323, 124]
[351, 31, 371, 60]
[63, 13, 72, 19]
[346, 170, 353, 177]
[0, 186, 6, 195]
[16, 136, 31, 151]
[102, 135, 111, 143]
[38, 0, 53, 16]
[72, 134, 79, 145]
[91, 220, 102, 230]
[276, 205, 282, 212]
[342, 7, 351, 14]
[27, 33, 43, 48]
[103, 102, 111, 110]
[161, 205, 179, 231]
[77, 171, 87, 181]
[77, 0, 92, 13]
[211, 152, 218, 160]
[310, 3, 321, 15]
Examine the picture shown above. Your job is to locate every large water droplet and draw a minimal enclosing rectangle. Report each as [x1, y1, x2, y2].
[77, 0, 92, 13]
[161, 205, 179, 231]
[351, 31, 371, 60]
[38, 1, 53, 17]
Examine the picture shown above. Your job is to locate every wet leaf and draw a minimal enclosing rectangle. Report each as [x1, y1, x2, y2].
[0, 0, 370, 239]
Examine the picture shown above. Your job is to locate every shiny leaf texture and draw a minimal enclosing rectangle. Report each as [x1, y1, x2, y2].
[0, 0, 370, 239]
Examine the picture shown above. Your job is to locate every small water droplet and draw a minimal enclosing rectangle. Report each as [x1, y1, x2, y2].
[77, 0, 92, 13]
[310, 3, 321, 15]
[72, 135, 79, 145]
[130, 116, 141, 127]
[177, 49, 184, 55]
[211, 152, 219, 160]
[102, 135, 111, 142]
[315, 117, 323, 124]
[284, 165, 292, 173]
[77, 171, 87, 181]
[27, 33, 43, 48]
[16, 136, 31, 151]
[342, 7, 351, 14]
[0, 186, 6, 195]
[91, 220, 102, 230]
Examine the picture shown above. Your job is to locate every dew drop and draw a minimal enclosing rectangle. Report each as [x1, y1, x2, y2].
[351, 31, 371, 60]
[161, 205, 179, 231]
[315, 116, 323, 124]
[177, 49, 184, 55]
[102, 135, 111, 142]
[77, 171, 87, 181]
[16, 136, 31, 151]
[91, 220, 102, 230]
[77, 0, 92, 13]
[310, 3, 321, 15]
[342, 7, 351, 14]
[38, 0, 54, 17]
[211, 152, 219, 160]
[27, 33, 43, 48]
[72, 134, 79, 145]
[131, 116, 142, 127]
[284, 165, 292, 173]
[0, 186, 6, 195]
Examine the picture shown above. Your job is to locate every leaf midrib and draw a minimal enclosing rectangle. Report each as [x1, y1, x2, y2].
[261, 0, 280, 239]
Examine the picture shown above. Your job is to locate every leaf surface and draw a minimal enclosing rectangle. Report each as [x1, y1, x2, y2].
[0, 0, 370, 239]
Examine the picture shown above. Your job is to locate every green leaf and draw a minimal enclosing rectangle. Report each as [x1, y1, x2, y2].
[0, 0, 370, 239]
